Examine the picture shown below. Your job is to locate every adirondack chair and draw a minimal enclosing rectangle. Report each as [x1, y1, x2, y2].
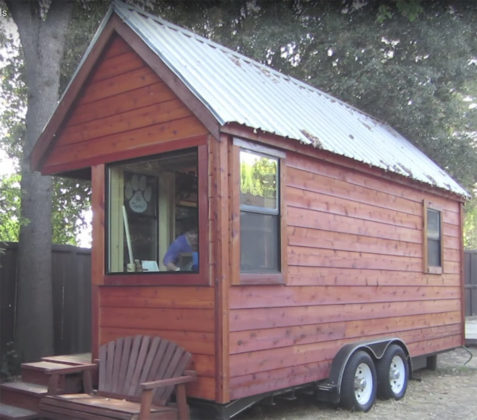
[39, 335, 196, 420]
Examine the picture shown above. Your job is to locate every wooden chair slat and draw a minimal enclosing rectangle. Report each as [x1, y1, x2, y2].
[127, 336, 147, 397]
[154, 348, 190, 405]
[155, 341, 175, 380]
[139, 336, 161, 386]
[98, 342, 107, 392]
[151, 342, 176, 405]
[148, 339, 169, 381]
[110, 337, 124, 394]
[122, 335, 142, 397]
[103, 340, 116, 392]
[117, 336, 132, 395]
[155, 346, 182, 403]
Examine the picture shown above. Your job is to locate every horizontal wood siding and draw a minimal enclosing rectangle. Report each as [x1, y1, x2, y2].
[43, 36, 207, 173]
[99, 286, 215, 400]
[228, 150, 463, 400]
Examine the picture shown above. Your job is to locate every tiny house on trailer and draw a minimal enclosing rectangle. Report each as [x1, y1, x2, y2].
[32, 2, 468, 418]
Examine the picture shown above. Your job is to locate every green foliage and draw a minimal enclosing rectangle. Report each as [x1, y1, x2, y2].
[240, 154, 277, 202]
[464, 195, 477, 250]
[52, 178, 91, 246]
[60, 1, 109, 92]
[0, 172, 91, 245]
[0, 341, 21, 381]
[0, 174, 21, 241]
[0, 32, 25, 163]
[378, 0, 424, 23]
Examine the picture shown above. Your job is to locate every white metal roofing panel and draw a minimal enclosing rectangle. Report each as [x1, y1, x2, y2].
[113, 1, 467, 197]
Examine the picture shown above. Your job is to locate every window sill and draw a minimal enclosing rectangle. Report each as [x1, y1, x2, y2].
[426, 266, 443, 275]
[238, 272, 285, 285]
[104, 273, 209, 286]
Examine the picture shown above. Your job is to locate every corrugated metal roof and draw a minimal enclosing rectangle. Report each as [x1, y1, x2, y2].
[113, 1, 468, 197]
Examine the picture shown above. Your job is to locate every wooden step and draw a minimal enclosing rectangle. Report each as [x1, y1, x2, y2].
[0, 382, 47, 412]
[22, 356, 93, 393]
[41, 353, 91, 366]
[22, 361, 75, 386]
[0, 403, 39, 419]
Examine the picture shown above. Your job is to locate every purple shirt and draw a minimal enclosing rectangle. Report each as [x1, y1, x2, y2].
[163, 234, 192, 265]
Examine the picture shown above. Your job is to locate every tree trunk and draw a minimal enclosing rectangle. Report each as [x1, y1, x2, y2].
[6, 0, 72, 362]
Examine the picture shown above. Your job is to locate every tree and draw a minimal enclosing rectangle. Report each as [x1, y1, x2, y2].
[0, 26, 92, 246]
[5, 0, 73, 362]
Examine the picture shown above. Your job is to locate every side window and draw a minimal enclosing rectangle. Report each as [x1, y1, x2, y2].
[107, 149, 199, 274]
[424, 203, 443, 274]
[231, 138, 287, 285]
[240, 149, 280, 273]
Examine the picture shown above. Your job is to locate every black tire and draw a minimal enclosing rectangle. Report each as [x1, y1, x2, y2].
[340, 350, 377, 412]
[376, 344, 409, 400]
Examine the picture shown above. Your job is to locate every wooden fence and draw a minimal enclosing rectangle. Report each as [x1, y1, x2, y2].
[0, 243, 91, 358]
[465, 250, 477, 317]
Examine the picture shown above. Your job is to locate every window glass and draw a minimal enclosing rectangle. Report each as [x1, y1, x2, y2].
[239, 149, 280, 273]
[107, 149, 199, 274]
[240, 212, 279, 272]
[240, 150, 278, 213]
[427, 208, 441, 267]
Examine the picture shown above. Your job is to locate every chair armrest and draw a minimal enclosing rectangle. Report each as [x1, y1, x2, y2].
[140, 372, 197, 391]
[139, 372, 197, 420]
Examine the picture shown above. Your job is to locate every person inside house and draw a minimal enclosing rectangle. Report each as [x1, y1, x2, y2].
[163, 224, 198, 271]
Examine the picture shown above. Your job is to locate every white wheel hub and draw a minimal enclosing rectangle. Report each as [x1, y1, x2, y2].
[354, 362, 373, 404]
[389, 355, 406, 394]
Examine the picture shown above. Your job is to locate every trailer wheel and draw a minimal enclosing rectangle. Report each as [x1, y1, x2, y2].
[377, 344, 408, 400]
[340, 350, 377, 412]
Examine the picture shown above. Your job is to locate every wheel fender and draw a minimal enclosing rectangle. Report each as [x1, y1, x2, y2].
[329, 338, 410, 397]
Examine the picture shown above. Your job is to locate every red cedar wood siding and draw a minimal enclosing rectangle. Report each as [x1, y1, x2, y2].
[42, 36, 208, 173]
[46, 36, 217, 401]
[227, 138, 464, 401]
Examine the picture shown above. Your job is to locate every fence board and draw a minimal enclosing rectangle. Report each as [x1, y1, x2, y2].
[0, 243, 91, 359]
[465, 250, 477, 316]
[0, 246, 18, 359]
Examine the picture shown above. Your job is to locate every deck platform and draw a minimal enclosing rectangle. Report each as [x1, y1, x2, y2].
[465, 317, 477, 346]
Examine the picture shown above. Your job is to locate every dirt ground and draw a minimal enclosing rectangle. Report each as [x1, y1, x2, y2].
[234, 346, 477, 420]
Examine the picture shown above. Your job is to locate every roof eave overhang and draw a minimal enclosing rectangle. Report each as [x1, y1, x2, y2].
[31, 11, 220, 174]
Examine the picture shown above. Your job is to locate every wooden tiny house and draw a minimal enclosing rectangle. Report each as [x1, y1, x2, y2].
[31, 2, 467, 418]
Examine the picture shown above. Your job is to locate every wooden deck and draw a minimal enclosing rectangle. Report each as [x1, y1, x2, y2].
[466, 317, 477, 346]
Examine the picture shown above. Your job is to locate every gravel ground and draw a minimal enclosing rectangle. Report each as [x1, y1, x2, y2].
[235, 346, 477, 420]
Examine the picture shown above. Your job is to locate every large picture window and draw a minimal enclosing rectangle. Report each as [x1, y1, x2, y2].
[107, 149, 199, 274]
